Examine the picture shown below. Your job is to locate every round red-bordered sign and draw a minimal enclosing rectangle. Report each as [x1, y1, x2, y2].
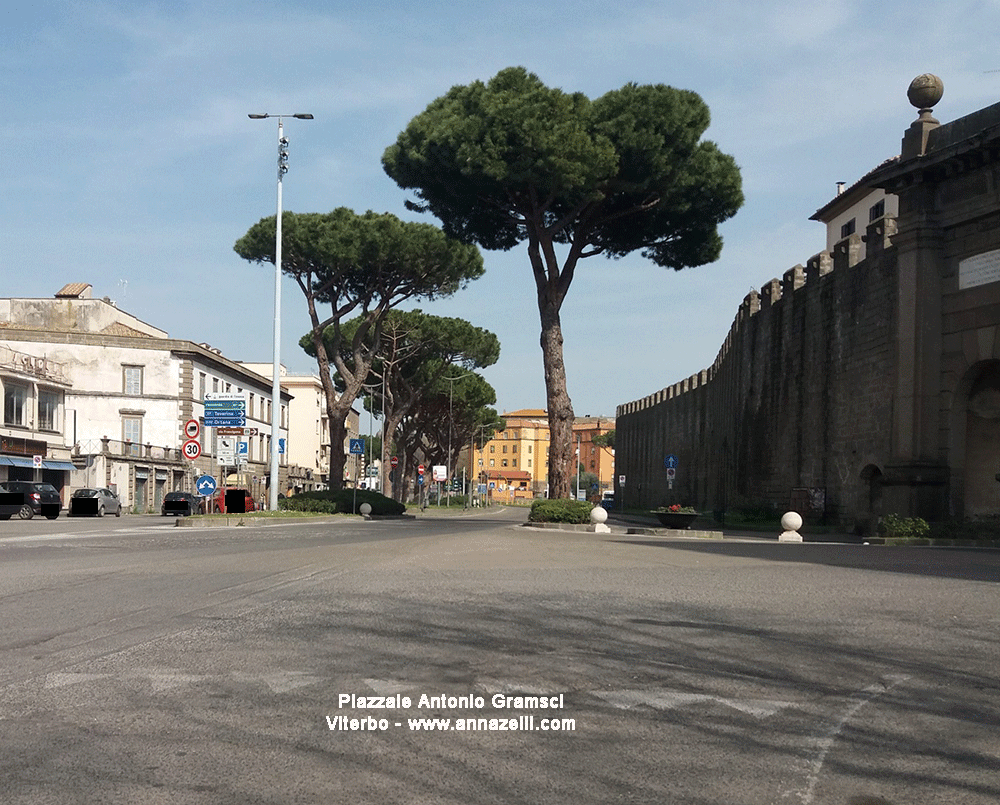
[184, 419, 200, 439]
[182, 439, 202, 460]
[417, 464, 425, 475]
[390, 456, 399, 468]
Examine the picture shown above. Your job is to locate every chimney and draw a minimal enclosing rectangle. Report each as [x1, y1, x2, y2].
[836, 182, 846, 196]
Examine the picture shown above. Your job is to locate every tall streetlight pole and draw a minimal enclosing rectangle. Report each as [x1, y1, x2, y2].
[248, 113, 313, 512]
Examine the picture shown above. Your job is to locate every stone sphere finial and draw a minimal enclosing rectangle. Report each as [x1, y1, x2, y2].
[907, 74, 944, 111]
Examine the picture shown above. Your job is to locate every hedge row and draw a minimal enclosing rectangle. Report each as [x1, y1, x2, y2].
[528, 499, 594, 524]
[278, 489, 406, 516]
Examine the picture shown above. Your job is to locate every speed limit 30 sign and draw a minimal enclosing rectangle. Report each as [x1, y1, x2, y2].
[182, 439, 202, 460]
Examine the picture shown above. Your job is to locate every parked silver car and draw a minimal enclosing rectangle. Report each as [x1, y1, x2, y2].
[69, 487, 122, 517]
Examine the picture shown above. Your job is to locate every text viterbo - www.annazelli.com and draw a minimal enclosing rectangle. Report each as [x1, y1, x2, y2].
[326, 714, 576, 732]
[326, 692, 576, 732]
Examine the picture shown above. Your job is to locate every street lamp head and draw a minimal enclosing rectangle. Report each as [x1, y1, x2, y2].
[248, 113, 314, 120]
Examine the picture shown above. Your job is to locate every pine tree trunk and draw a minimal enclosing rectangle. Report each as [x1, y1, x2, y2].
[539, 303, 575, 499]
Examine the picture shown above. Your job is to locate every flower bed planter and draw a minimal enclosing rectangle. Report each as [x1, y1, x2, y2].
[654, 511, 698, 529]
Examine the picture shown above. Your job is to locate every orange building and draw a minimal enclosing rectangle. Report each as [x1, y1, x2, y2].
[464, 409, 614, 500]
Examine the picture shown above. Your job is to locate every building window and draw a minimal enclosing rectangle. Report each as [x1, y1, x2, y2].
[528, 459, 532, 468]
[489, 458, 495, 467]
[869, 199, 885, 222]
[199, 373, 206, 400]
[489, 445, 495, 453]
[212, 377, 219, 393]
[123, 366, 143, 395]
[528, 445, 532, 454]
[512, 459, 517, 467]
[502, 459, 508, 467]
[123, 416, 142, 454]
[478, 459, 483, 467]
[840, 218, 856, 239]
[3, 382, 27, 426]
[248, 393, 254, 419]
[502, 445, 507, 454]
[38, 389, 60, 431]
[512, 444, 517, 453]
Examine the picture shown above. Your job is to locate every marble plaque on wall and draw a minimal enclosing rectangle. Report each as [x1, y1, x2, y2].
[959, 248, 1000, 290]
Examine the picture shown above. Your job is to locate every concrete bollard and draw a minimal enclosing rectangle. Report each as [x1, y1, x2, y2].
[359, 502, 372, 520]
[778, 511, 803, 542]
[590, 505, 611, 533]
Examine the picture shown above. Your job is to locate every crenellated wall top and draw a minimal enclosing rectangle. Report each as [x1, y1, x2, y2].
[616, 216, 897, 419]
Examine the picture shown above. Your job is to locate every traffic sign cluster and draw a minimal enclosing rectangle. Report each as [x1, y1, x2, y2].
[203, 392, 247, 427]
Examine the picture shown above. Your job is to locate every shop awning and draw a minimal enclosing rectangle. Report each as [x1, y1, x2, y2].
[1, 456, 35, 468]
[43, 461, 76, 471]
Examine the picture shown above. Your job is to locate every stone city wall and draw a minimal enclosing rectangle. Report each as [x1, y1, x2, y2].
[616, 217, 898, 526]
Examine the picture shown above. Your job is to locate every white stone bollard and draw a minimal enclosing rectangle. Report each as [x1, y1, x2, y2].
[359, 502, 372, 520]
[778, 511, 803, 542]
[590, 505, 611, 533]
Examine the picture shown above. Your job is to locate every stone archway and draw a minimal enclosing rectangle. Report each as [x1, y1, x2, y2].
[964, 361, 1000, 517]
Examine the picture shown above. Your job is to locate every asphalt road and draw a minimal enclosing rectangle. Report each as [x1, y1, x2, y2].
[0, 510, 997, 804]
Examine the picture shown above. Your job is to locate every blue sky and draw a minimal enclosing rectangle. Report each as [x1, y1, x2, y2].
[3, 1, 999, 422]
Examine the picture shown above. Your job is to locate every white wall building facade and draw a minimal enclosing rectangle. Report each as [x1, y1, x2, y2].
[241, 363, 360, 492]
[1, 285, 291, 512]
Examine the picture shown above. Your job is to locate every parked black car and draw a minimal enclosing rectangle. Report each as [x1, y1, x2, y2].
[0, 481, 62, 520]
[161, 491, 205, 516]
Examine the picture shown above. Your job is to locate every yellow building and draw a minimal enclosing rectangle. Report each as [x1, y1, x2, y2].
[465, 409, 615, 500]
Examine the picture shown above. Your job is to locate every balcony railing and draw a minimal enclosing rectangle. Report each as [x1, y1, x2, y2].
[72, 438, 185, 462]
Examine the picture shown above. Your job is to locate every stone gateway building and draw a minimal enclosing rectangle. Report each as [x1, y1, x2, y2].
[615, 76, 1000, 530]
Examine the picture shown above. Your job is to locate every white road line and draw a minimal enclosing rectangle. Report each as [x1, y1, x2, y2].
[593, 688, 795, 718]
[791, 674, 911, 805]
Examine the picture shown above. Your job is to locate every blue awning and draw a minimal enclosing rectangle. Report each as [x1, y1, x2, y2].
[0, 457, 11, 466]
[43, 461, 76, 471]
[3, 456, 35, 468]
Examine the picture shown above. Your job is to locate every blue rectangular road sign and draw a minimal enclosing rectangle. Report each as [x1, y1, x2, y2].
[349, 438, 365, 454]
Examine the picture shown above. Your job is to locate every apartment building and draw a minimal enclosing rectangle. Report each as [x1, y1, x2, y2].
[466, 408, 615, 500]
[1, 284, 290, 511]
[240, 363, 359, 492]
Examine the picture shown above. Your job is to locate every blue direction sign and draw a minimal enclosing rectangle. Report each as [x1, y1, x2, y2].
[349, 438, 365, 455]
[204, 417, 246, 427]
[204, 401, 245, 409]
[196, 475, 217, 496]
[664, 454, 679, 469]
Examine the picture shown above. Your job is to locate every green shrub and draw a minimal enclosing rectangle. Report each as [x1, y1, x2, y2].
[278, 489, 405, 516]
[879, 513, 930, 539]
[529, 499, 593, 524]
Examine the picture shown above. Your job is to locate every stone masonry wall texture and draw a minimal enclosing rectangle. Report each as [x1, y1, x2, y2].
[616, 232, 895, 525]
[616, 94, 1000, 528]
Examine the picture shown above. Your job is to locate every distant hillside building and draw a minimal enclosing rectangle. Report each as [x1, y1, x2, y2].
[467, 409, 615, 500]
[616, 76, 1000, 529]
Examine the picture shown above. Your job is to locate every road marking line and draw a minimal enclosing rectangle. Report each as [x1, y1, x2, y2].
[792, 675, 911, 805]
[593, 688, 794, 718]
[44, 672, 111, 688]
